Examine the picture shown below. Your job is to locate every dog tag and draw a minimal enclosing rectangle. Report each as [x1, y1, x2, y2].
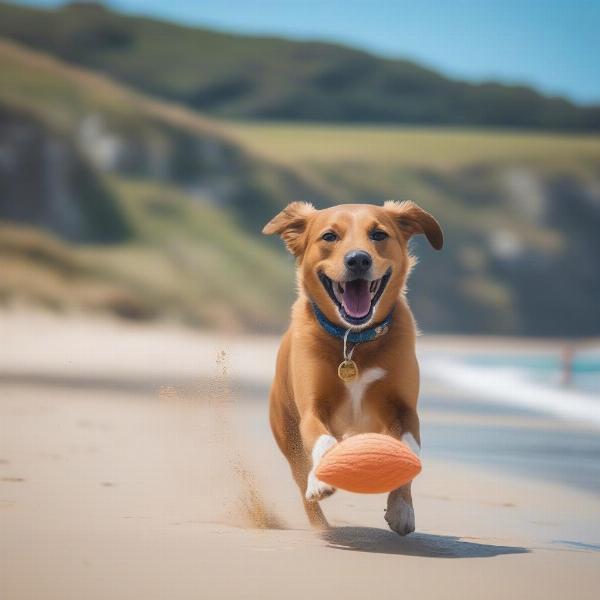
[338, 359, 359, 382]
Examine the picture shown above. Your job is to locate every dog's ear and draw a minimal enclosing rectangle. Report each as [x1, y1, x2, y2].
[262, 201, 316, 256]
[383, 200, 443, 250]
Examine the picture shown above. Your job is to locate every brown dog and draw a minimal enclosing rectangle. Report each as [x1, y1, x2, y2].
[262, 201, 443, 534]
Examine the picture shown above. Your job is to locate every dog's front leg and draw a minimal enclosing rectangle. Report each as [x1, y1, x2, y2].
[300, 411, 337, 502]
[383, 408, 421, 536]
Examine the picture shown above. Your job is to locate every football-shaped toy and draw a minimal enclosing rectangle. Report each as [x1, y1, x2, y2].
[315, 433, 421, 494]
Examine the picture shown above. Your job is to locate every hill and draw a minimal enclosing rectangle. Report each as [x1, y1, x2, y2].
[231, 122, 600, 336]
[1, 37, 599, 336]
[0, 35, 331, 230]
[0, 37, 335, 330]
[0, 179, 295, 330]
[0, 1, 598, 130]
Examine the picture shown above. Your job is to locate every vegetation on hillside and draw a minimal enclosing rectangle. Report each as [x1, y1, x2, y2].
[0, 38, 309, 330]
[0, 1, 598, 130]
[0, 179, 295, 330]
[0, 18, 599, 336]
[230, 122, 600, 336]
[0, 36, 332, 230]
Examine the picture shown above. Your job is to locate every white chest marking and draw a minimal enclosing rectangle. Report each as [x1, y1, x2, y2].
[345, 367, 386, 422]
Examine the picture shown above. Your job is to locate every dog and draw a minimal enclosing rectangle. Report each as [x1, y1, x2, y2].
[262, 201, 443, 535]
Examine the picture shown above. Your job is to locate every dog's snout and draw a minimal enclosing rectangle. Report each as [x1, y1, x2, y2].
[344, 250, 372, 276]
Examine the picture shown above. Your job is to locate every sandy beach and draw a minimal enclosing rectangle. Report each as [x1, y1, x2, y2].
[1, 311, 599, 599]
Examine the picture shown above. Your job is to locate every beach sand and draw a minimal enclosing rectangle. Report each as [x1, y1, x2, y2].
[1, 312, 599, 599]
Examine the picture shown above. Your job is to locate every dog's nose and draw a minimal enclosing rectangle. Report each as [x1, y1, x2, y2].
[344, 250, 372, 276]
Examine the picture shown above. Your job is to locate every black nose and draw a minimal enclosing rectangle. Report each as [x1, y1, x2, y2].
[344, 250, 372, 276]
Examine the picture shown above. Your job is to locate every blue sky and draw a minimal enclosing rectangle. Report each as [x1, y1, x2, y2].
[15, 0, 600, 104]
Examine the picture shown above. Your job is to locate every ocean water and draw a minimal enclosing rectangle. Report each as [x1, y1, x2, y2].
[419, 346, 600, 494]
[465, 352, 600, 396]
[420, 347, 600, 428]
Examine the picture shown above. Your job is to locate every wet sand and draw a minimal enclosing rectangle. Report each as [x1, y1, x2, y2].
[1, 312, 599, 599]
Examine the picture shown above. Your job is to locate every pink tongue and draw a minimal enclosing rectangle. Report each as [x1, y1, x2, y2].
[342, 279, 371, 318]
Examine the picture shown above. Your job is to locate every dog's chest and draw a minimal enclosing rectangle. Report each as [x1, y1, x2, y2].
[330, 367, 386, 436]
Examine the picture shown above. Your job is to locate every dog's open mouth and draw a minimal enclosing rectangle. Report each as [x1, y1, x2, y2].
[318, 268, 392, 326]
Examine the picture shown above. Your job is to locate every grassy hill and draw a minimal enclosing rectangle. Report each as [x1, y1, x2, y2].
[1, 33, 599, 336]
[0, 1, 598, 130]
[231, 123, 600, 171]
[0, 36, 332, 229]
[230, 122, 600, 336]
[0, 38, 326, 330]
[0, 179, 295, 330]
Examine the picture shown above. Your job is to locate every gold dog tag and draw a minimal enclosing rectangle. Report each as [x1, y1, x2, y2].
[338, 359, 359, 382]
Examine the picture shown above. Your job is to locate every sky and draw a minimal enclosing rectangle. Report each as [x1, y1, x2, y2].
[15, 0, 600, 104]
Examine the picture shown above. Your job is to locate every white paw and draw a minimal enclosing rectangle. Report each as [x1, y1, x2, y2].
[305, 434, 338, 502]
[305, 470, 336, 502]
[385, 495, 415, 536]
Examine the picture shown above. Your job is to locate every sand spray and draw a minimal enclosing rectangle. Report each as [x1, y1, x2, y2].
[206, 349, 285, 529]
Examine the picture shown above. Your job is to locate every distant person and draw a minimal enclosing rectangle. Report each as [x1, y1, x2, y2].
[561, 344, 575, 387]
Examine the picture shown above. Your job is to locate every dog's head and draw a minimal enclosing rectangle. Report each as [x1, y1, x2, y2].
[263, 201, 443, 328]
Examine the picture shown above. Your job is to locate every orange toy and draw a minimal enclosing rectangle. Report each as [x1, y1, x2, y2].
[315, 433, 421, 494]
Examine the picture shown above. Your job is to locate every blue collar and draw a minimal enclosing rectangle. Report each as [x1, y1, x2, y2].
[311, 302, 394, 343]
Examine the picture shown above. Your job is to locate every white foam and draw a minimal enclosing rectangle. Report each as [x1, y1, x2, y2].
[422, 358, 600, 429]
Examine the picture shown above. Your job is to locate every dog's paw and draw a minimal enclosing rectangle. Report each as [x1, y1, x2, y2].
[385, 495, 415, 536]
[305, 434, 337, 502]
[305, 470, 336, 502]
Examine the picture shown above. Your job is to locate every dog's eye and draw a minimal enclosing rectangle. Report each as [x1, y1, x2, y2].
[322, 232, 338, 242]
[370, 230, 388, 241]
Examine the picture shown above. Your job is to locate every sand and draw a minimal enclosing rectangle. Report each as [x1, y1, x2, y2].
[1, 311, 599, 599]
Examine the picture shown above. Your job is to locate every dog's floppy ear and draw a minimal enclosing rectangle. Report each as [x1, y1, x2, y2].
[383, 200, 443, 250]
[262, 201, 316, 256]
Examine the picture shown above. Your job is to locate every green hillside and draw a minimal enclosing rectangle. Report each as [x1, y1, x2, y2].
[230, 122, 600, 336]
[0, 38, 315, 329]
[0, 179, 295, 330]
[1, 34, 599, 336]
[231, 123, 600, 171]
[0, 36, 331, 226]
[0, 1, 598, 130]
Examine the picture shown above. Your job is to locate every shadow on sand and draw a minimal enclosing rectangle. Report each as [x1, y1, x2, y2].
[322, 527, 529, 558]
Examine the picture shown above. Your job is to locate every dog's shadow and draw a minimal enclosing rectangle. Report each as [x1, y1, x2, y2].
[322, 526, 529, 558]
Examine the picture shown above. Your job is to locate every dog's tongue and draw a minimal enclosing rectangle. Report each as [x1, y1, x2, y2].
[342, 279, 371, 318]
